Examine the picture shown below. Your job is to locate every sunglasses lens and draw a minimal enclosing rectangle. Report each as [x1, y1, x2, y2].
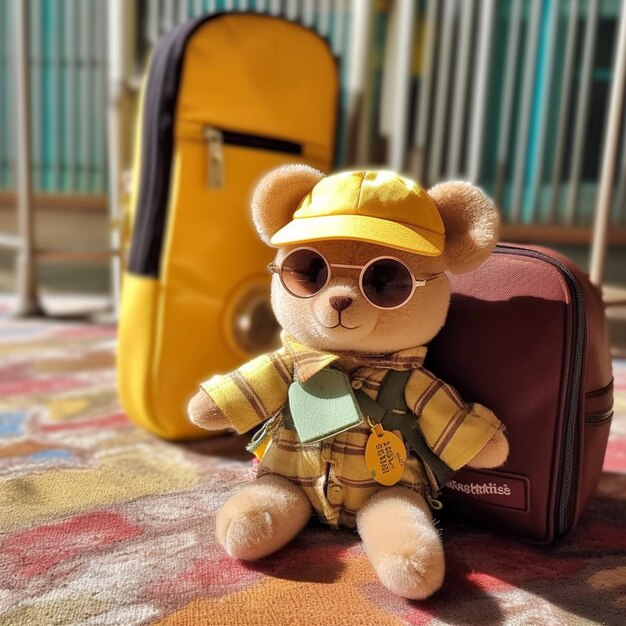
[280, 249, 329, 297]
[362, 258, 414, 308]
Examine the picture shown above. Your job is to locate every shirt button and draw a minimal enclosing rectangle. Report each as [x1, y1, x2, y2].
[328, 484, 343, 504]
[351, 379, 363, 390]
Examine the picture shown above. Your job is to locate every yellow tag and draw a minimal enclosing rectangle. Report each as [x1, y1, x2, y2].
[252, 437, 270, 460]
[365, 426, 407, 486]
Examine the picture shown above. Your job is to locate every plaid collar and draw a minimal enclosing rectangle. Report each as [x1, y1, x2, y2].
[282, 333, 427, 383]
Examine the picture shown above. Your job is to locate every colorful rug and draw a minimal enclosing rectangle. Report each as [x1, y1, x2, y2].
[0, 314, 625, 626]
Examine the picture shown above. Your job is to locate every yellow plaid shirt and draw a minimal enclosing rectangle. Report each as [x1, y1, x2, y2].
[201, 334, 503, 528]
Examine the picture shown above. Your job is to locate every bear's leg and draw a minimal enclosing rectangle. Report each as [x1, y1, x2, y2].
[216, 474, 311, 560]
[357, 487, 445, 599]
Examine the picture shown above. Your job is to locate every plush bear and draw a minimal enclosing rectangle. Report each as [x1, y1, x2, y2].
[188, 166, 509, 600]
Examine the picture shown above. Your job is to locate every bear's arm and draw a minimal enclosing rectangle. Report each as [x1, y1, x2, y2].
[404, 368, 508, 471]
[466, 429, 509, 469]
[188, 391, 230, 431]
[188, 348, 293, 435]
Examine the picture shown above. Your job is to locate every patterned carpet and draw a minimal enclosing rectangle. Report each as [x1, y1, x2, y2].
[0, 313, 625, 626]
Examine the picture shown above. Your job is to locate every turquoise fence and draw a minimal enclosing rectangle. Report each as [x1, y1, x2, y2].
[0, 0, 108, 195]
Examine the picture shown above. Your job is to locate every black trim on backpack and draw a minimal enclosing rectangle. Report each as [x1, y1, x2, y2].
[128, 14, 216, 277]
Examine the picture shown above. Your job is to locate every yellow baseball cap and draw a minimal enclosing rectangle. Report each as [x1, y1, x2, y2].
[269, 170, 445, 256]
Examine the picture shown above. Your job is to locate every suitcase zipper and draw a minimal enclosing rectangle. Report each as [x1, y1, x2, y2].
[494, 244, 586, 537]
[203, 126, 303, 190]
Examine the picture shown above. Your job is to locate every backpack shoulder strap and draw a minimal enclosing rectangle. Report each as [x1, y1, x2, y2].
[360, 368, 455, 489]
[377, 369, 412, 411]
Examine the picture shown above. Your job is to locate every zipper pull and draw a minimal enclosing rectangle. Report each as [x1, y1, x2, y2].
[427, 493, 443, 510]
[204, 127, 224, 189]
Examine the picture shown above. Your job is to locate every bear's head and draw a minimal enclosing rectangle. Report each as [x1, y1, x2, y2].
[252, 165, 499, 354]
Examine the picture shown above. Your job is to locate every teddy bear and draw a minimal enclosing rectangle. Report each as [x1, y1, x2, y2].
[188, 165, 509, 600]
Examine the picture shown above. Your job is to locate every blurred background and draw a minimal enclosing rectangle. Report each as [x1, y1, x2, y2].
[0, 0, 625, 350]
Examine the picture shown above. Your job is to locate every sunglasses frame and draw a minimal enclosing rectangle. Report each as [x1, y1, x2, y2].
[268, 246, 445, 310]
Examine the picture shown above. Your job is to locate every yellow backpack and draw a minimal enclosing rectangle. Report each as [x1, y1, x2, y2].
[118, 13, 338, 439]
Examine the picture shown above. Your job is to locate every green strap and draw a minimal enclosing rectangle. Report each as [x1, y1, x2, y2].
[377, 369, 411, 410]
[354, 390, 386, 423]
[355, 370, 454, 488]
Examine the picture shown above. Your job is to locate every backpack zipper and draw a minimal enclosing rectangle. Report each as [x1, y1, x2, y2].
[203, 126, 302, 190]
[494, 244, 586, 538]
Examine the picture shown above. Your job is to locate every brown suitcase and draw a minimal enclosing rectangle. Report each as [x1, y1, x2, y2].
[426, 244, 613, 544]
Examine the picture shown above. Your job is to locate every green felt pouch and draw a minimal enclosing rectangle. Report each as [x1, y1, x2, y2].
[288, 368, 363, 443]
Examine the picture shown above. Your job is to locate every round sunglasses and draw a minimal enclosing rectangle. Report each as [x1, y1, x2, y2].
[268, 247, 445, 310]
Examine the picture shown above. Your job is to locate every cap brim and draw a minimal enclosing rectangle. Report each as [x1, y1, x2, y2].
[270, 214, 444, 256]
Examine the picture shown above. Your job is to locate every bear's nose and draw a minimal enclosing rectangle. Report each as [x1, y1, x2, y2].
[329, 296, 353, 312]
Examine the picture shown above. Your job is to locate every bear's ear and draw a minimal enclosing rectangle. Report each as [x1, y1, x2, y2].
[427, 181, 500, 274]
[251, 164, 325, 246]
